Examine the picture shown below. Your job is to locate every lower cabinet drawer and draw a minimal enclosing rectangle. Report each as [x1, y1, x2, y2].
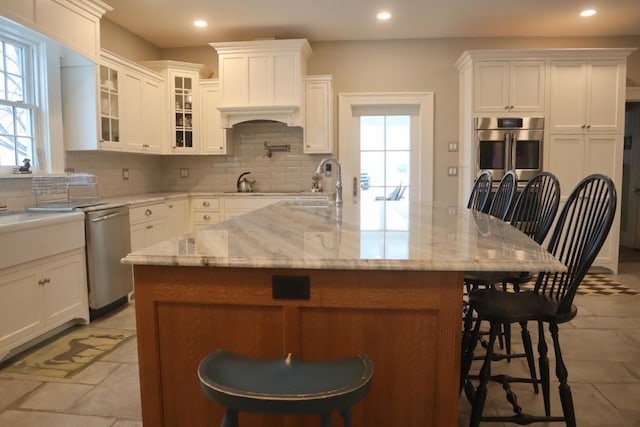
[192, 211, 221, 229]
[130, 203, 167, 224]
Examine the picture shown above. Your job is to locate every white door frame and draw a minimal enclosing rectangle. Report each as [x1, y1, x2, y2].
[338, 92, 434, 204]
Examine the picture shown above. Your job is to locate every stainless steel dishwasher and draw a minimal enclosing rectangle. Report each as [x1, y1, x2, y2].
[85, 206, 133, 314]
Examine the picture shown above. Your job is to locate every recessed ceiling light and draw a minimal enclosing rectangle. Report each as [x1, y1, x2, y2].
[193, 20, 208, 28]
[580, 9, 597, 17]
[377, 11, 391, 21]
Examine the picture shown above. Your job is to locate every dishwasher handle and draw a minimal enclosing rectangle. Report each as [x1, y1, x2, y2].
[90, 211, 128, 223]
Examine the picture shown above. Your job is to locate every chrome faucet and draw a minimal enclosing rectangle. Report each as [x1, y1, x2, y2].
[314, 157, 343, 206]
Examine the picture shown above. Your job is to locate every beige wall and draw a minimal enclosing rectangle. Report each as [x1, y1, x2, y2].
[100, 21, 640, 203]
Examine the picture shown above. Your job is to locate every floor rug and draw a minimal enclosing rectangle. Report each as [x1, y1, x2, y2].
[3, 327, 136, 378]
[519, 273, 639, 296]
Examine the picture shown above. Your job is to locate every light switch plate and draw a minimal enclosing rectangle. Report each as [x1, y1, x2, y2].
[448, 142, 458, 152]
[447, 166, 458, 176]
[122, 168, 129, 180]
[180, 168, 189, 178]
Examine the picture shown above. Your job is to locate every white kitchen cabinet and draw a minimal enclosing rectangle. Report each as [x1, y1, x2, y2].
[200, 80, 229, 155]
[139, 60, 204, 154]
[303, 75, 334, 154]
[62, 49, 166, 153]
[549, 60, 625, 134]
[98, 62, 121, 146]
[120, 67, 166, 154]
[165, 198, 189, 238]
[0, 0, 110, 62]
[473, 60, 545, 113]
[130, 203, 167, 251]
[546, 132, 622, 272]
[191, 197, 222, 230]
[0, 249, 89, 362]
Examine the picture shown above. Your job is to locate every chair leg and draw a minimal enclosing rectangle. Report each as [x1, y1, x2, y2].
[550, 323, 576, 427]
[519, 320, 538, 393]
[320, 412, 333, 427]
[503, 322, 511, 360]
[221, 409, 239, 427]
[537, 321, 550, 416]
[461, 307, 481, 397]
[339, 408, 352, 427]
[469, 322, 499, 427]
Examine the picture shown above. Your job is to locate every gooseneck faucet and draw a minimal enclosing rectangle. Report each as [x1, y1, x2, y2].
[314, 157, 343, 206]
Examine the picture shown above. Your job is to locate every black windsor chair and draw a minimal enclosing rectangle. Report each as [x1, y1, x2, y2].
[461, 174, 617, 427]
[486, 170, 517, 220]
[198, 350, 374, 427]
[467, 170, 493, 212]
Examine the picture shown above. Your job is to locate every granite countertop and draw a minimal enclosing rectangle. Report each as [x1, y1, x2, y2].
[123, 200, 566, 273]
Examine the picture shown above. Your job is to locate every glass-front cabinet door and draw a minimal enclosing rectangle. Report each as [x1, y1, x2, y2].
[99, 65, 120, 145]
[174, 75, 193, 149]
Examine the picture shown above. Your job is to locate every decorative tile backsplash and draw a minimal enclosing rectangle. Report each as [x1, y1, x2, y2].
[0, 121, 333, 210]
[164, 121, 327, 193]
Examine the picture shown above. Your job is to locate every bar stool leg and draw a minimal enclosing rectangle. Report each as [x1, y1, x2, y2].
[320, 412, 333, 427]
[339, 408, 352, 427]
[551, 323, 576, 427]
[221, 409, 239, 427]
[520, 320, 539, 393]
[538, 321, 551, 416]
[469, 322, 499, 427]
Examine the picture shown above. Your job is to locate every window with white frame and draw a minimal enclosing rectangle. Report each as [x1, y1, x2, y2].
[0, 36, 35, 168]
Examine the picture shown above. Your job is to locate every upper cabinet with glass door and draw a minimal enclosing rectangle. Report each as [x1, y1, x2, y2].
[139, 60, 204, 155]
[98, 64, 120, 146]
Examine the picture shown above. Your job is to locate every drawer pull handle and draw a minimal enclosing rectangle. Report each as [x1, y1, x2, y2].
[203, 214, 211, 220]
[145, 209, 152, 216]
[203, 201, 210, 207]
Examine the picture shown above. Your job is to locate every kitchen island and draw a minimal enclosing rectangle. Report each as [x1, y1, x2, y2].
[123, 200, 565, 427]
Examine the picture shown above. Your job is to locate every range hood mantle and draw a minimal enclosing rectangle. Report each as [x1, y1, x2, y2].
[210, 39, 312, 128]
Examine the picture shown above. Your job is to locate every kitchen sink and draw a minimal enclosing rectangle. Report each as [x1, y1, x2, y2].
[0, 211, 85, 270]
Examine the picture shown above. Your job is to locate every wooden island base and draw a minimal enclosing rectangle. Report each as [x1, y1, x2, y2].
[133, 265, 463, 427]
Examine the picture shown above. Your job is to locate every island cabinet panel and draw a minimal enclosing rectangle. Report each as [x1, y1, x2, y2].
[133, 265, 462, 427]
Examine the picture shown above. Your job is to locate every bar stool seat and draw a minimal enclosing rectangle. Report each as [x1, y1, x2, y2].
[198, 350, 374, 426]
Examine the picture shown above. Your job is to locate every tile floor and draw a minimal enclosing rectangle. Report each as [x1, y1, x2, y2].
[0, 250, 638, 427]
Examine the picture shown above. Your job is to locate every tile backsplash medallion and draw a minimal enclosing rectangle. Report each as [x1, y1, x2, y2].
[0, 121, 331, 210]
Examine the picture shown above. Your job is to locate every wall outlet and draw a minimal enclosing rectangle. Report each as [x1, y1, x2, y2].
[447, 166, 458, 176]
[122, 168, 129, 180]
[324, 163, 332, 177]
[448, 142, 458, 152]
[180, 168, 189, 178]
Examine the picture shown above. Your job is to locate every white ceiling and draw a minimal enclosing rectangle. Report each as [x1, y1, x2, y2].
[102, 0, 640, 49]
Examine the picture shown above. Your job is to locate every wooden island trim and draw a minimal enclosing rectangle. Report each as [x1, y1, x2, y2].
[134, 264, 462, 427]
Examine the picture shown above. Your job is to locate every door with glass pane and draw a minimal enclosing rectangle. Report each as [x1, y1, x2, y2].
[359, 115, 411, 231]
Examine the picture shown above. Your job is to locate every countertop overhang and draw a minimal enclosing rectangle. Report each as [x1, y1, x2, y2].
[123, 200, 566, 273]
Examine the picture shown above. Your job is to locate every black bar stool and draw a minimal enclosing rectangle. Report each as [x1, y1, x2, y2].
[198, 350, 374, 426]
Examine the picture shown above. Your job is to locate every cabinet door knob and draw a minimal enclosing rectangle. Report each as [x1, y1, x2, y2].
[581, 124, 586, 129]
[203, 215, 211, 221]
[145, 209, 152, 216]
[586, 124, 591, 129]
[203, 201, 210, 207]
[147, 225, 153, 229]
